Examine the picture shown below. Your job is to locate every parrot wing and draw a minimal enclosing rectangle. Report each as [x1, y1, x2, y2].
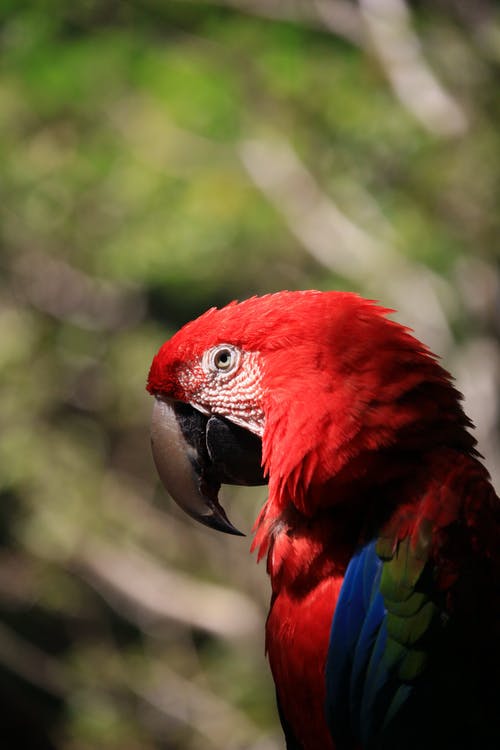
[325, 524, 437, 748]
[325, 486, 499, 750]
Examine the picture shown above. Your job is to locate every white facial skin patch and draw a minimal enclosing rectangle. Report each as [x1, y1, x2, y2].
[179, 347, 265, 437]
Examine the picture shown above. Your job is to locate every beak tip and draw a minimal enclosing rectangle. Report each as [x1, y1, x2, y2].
[196, 509, 246, 537]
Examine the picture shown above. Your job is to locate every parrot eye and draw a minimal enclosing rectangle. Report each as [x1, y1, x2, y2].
[214, 349, 232, 369]
[206, 345, 240, 374]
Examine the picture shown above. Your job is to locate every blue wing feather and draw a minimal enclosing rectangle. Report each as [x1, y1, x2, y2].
[324, 547, 367, 743]
[350, 567, 386, 731]
[325, 538, 431, 747]
[325, 540, 386, 744]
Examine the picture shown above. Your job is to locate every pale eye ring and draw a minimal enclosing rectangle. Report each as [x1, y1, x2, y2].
[206, 344, 240, 374]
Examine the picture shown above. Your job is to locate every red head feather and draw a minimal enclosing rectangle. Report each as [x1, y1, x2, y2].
[148, 290, 475, 557]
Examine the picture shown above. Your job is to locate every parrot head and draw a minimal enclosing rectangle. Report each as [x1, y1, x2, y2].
[147, 291, 474, 540]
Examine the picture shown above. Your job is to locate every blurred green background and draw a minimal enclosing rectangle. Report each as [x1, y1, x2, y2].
[1, 1, 500, 748]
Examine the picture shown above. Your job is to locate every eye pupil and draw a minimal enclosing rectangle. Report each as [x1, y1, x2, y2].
[207, 345, 239, 373]
[215, 348, 232, 369]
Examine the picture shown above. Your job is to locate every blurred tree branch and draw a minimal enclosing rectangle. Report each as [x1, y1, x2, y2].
[0, 622, 69, 698]
[74, 541, 262, 641]
[359, 0, 468, 136]
[239, 138, 453, 353]
[188, 0, 467, 136]
[11, 250, 145, 331]
[132, 664, 280, 750]
[186, 0, 365, 45]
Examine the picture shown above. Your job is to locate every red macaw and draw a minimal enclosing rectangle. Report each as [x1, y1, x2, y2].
[146, 291, 500, 750]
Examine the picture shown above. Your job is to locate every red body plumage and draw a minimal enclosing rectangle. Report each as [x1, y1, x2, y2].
[148, 291, 500, 749]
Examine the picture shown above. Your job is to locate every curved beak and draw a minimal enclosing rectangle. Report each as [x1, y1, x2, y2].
[150, 398, 266, 535]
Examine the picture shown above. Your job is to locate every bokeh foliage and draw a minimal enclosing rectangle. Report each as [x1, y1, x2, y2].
[1, 1, 500, 748]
